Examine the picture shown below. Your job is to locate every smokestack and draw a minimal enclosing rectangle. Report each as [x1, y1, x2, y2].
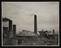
[34, 14, 37, 34]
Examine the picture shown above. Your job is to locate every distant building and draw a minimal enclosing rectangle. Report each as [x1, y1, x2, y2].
[16, 31, 38, 45]
[45, 30, 55, 39]
[38, 30, 47, 37]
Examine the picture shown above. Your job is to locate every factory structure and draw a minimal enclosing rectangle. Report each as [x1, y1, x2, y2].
[16, 14, 56, 45]
[2, 14, 57, 45]
[2, 18, 18, 45]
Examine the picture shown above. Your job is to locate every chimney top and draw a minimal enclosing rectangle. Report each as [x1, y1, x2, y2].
[34, 14, 37, 16]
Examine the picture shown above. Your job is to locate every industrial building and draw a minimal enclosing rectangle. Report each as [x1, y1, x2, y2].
[3, 18, 17, 45]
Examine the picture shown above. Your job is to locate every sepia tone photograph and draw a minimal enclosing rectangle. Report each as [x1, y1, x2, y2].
[1, 2, 59, 46]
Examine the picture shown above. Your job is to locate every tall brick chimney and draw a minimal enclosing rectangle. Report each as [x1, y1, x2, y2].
[34, 14, 37, 34]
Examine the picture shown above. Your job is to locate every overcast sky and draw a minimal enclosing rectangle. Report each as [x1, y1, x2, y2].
[2, 2, 59, 34]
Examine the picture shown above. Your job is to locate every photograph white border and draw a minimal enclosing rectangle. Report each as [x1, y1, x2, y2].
[1, 1, 60, 47]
